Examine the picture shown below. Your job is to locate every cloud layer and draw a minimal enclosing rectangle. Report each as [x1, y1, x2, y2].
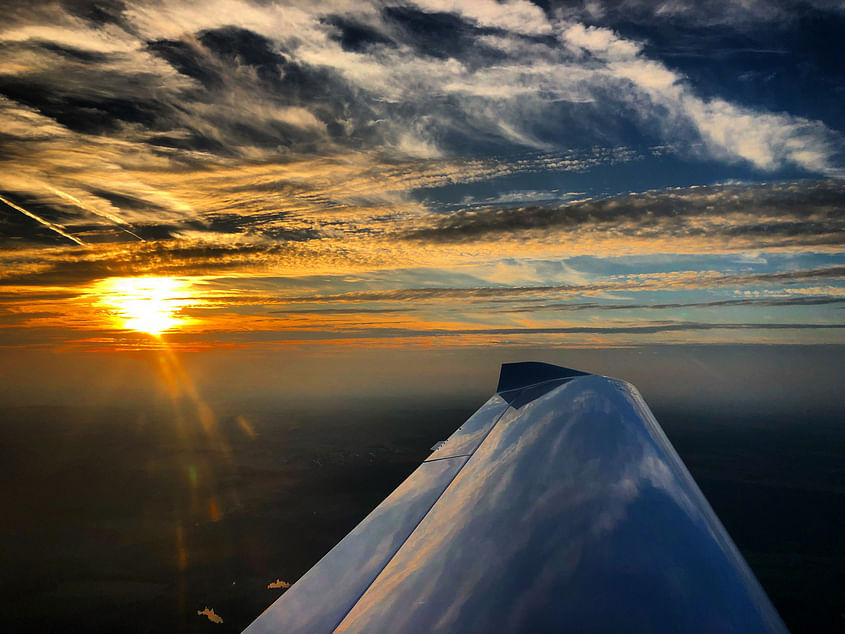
[0, 0, 843, 349]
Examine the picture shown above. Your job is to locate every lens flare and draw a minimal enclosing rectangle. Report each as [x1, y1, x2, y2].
[97, 277, 195, 335]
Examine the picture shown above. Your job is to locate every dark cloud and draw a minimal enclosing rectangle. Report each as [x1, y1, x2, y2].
[731, 265, 845, 284]
[0, 77, 169, 135]
[501, 296, 845, 313]
[0, 192, 83, 246]
[192, 25, 366, 137]
[146, 38, 223, 89]
[547, 0, 845, 28]
[0, 239, 344, 286]
[0, 0, 128, 29]
[88, 189, 167, 212]
[265, 295, 845, 317]
[144, 132, 226, 153]
[124, 223, 181, 241]
[271, 306, 407, 315]
[406, 180, 845, 245]
[142, 25, 380, 153]
[198, 26, 287, 80]
[257, 225, 320, 241]
[177, 321, 845, 343]
[0, 309, 60, 324]
[0, 207, 75, 246]
[0, 40, 113, 64]
[0, 22, 373, 164]
[59, 0, 128, 27]
[322, 16, 396, 53]
[184, 213, 320, 241]
[381, 6, 507, 64]
[404, 322, 845, 336]
[0, 290, 78, 304]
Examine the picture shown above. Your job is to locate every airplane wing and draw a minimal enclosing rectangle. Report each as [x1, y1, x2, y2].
[244, 362, 787, 633]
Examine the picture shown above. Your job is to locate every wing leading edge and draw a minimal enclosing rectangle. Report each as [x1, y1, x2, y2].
[244, 363, 787, 633]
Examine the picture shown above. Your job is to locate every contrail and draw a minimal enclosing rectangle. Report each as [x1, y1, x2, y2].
[0, 194, 86, 246]
[48, 187, 145, 241]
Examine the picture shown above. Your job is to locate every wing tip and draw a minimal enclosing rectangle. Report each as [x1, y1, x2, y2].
[496, 362, 590, 393]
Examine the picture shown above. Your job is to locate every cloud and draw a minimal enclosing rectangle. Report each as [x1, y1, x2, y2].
[495, 296, 845, 314]
[1, 253, 842, 349]
[557, 21, 844, 175]
[261, 265, 845, 304]
[286, 321, 845, 337]
[407, 180, 845, 248]
[267, 578, 292, 589]
[0, 237, 385, 287]
[556, 0, 845, 28]
[197, 607, 223, 624]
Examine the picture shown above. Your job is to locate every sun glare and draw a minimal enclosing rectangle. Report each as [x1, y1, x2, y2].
[97, 277, 195, 335]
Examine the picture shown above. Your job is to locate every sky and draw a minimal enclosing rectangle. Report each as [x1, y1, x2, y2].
[1, 0, 844, 372]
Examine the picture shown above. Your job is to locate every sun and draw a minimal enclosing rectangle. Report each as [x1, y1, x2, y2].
[97, 277, 194, 335]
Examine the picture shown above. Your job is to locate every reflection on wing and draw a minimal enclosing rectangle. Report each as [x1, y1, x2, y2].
[244, 362, 788, 634]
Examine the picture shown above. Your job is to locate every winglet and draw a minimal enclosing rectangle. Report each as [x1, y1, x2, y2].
[496, 362, 589, 393]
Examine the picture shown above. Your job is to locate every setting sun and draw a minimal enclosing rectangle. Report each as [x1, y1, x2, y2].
[97, 277, 195, 335]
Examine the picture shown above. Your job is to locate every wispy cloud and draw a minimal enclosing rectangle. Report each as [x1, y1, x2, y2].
[407, 180, 845, 249]
[258, 265, 845, 304]
[559, 0, 845, 28]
